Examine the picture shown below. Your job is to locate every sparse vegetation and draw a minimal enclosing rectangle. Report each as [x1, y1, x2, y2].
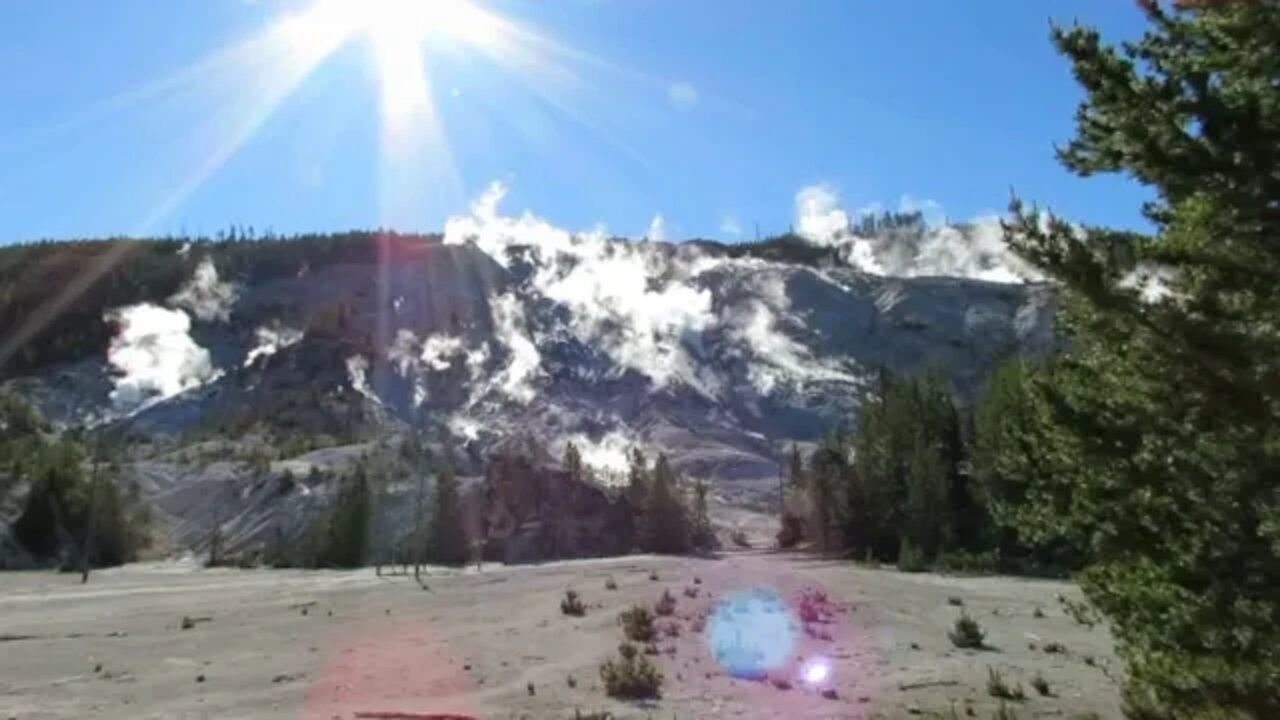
[1058, 596, 1096, 628]
[599, 642, 662, 700]
[654, 590, 676, 617]
[986, 667, 1025, 701]
[561, 590, 586, 617]
[619, 605, 656, 643]
[1031, 672, 1051, 697]
[991, 702, 1018, 720]
[948, 612, 986, 650]
[604, 575, 618, 591]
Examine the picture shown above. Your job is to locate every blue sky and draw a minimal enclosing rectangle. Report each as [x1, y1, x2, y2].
[0, 0, 1153, 244]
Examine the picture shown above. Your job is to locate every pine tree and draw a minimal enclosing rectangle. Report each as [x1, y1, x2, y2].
[428, 460, 468, 566]
[807, 432, 845, 553]
[787, 443, 805, 490]
[644, 453, 690, 555]
[563, 441, 584, 483]
[318, 463, 371, 568]
[1003, 3, 1280, 714]
[626, 447, 649, 511]
[689, 479, 714, 550]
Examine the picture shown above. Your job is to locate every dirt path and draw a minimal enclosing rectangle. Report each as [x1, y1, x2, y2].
[0, 553, 1121, 719]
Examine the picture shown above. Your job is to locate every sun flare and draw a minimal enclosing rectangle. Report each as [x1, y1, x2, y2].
[281, 0, 501, 107]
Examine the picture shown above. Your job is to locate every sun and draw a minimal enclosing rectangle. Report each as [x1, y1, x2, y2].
[281, 0, 501, 113]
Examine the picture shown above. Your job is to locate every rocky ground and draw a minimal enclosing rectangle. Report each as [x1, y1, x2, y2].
[0, 552, 1121, 719]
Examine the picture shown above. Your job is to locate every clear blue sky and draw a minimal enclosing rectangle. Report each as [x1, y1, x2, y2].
[0, 0, 1153, 244]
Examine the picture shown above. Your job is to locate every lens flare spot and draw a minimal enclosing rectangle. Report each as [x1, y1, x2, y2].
[707, 588, 797, 679]
[802, 658, 831, 685]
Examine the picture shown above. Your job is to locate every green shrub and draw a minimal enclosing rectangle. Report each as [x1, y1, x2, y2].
[599, 643, 662, 699]
[654, 589, 676, 617]
[561, 590, 586, 617]
[619, 605, 656, 643]
[949, 612, 987, 649]
[986, 667, 1025, 701]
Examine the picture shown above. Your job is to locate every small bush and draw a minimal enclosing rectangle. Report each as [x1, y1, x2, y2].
[561, 589, 586, 617]
[604, 575, 618, 591]
[991, 702, 1019, 720]
[1032, 606, 1045, 619]
[693, 576, 702, 585]
[986, 667, 1025, 701]
[619, 605, 656, 642]
[599, 643, 662, 699]
[683, 585, 699, 598]
[663, 621, 681, 638]
[948, 596, 964, 607]
[654, 590, 677, 617]
[1031, 672, 1051, 697]
[731, 530, 751, 548]
[949, 612, 986, 649]
[648, 570, 659, 581]
[572, 712, 613, 720]
[776, 512, 804, 548]
[1042, 641, 1066, 654]
[1058, 596, 1097, 628]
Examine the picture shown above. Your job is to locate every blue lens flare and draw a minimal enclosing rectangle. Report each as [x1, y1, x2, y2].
[706, 588, 798, 679]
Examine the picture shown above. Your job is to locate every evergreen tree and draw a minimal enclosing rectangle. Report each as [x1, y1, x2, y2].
[807, 432, 846, 553]
[317, 463, 371, 568]
[626, 447, 649, 511]
[428, 460, 468, 566]
[563, 441, 584, 483]
[787, 443, 805, 490]
[689, 479, 714, 550]
[644, 453, 690, 555]
[1004, 3, 1280, 714]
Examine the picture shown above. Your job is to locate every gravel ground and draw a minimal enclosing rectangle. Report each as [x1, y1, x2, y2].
[0, 552, 1121, 719]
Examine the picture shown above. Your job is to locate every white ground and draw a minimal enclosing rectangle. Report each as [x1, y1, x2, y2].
[0, 553, 1122, 719]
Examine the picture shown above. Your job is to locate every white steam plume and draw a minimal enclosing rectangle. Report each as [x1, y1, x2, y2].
[168, 257, 239, 322]
[243, 324, 303, 367]
[488, 292, 542, 404]
[445, 181, 718, 394]
[793, 184, 1041, 283]
[646, 214, 666, 242]
[106, 304, 216, 412]
[561, 430, 638, 485]
[725, 271, 861, 394]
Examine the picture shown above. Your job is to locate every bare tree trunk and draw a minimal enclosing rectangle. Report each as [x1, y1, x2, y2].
[80, 449, 103, 583]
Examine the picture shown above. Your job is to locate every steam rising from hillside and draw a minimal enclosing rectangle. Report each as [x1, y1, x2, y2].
[794, 184, 1041, 283]
[105, 257, 237, 413]
[106, 304, 215, 411]
[169, 257, 239, 322]
[444, 182, 720, 394]
[244, 324, 304, 367]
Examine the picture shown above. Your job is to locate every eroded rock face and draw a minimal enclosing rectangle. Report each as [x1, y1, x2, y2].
[473, 453, 633, 564]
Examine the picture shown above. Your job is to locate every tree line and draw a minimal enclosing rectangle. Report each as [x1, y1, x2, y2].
[791, 3, 1280, 716]
[784, 361, 1085, 577]
[0, 392, 151, 573]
